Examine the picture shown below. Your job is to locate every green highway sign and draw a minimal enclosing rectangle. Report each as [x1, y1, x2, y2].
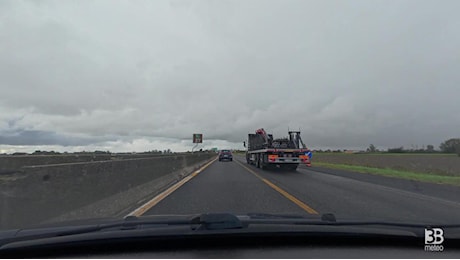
[193, 134, 203, 143]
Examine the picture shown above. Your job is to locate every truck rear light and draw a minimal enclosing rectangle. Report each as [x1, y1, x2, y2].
[268, 155, 278, 161]
[299, 155, 309, 162]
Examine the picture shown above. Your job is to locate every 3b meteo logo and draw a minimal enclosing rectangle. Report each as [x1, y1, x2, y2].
[425, 228, 444, 252]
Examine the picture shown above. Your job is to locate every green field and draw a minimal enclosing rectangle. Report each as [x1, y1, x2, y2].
[315, 152, 458, 156]
[312, 153, 460, 186]
[314, 162, 460, 186]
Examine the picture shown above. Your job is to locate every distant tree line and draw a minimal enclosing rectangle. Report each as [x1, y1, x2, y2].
[439, 138, 460, 155]
[313, 138, 460, 156]
[385, 146, 435, 154]
[32, 150, 62, 155]
[384, 138, 459, 156]
[142, 149, 173, 154]
[380, 138, 460, 155]
[314, 149, 346, 153]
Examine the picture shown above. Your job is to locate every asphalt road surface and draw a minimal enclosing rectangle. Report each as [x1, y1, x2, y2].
[144, 155, 460, 224]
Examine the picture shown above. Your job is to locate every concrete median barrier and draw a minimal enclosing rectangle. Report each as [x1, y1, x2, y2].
[0, 153, 215, 229]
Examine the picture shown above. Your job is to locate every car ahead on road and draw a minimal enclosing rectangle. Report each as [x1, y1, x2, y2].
[218, 150, 233, 161]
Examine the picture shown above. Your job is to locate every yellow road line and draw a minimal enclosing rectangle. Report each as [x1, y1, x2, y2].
[127, 157, 218, 217]
[235, 160, 318, 215]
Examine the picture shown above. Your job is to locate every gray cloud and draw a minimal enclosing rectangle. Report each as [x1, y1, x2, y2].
[1, 0, 460, 152]
[0, 129, 114, 146]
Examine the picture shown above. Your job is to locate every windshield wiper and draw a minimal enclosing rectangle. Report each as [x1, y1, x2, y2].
[191, 213, 244, 230]
[0, 213, 244, 246]
[41, 213, 243, 239]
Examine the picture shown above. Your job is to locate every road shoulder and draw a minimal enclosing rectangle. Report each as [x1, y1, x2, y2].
[299, 165, 460, 204]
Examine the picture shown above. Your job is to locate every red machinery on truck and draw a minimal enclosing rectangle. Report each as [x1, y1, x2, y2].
[244, 128, 312, 171]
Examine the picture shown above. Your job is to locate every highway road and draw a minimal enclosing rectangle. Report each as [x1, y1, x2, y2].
[141, 155, 460, 224]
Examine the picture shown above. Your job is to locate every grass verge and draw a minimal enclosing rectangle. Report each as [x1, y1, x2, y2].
[313, 162, 460, 186]
[315, 152, 457, 156]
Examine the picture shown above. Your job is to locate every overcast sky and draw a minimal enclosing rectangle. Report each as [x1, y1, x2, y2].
[1, 0, 459, 153]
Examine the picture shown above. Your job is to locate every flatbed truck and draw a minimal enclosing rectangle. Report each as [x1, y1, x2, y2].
[244, 128, 312, 171]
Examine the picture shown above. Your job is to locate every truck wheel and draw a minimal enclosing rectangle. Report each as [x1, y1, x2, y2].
[259, 155, 265, 169]
[256, 154, 260, 168]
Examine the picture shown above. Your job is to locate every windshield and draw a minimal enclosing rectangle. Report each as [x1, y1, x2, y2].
[1, 0, 460, 251]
